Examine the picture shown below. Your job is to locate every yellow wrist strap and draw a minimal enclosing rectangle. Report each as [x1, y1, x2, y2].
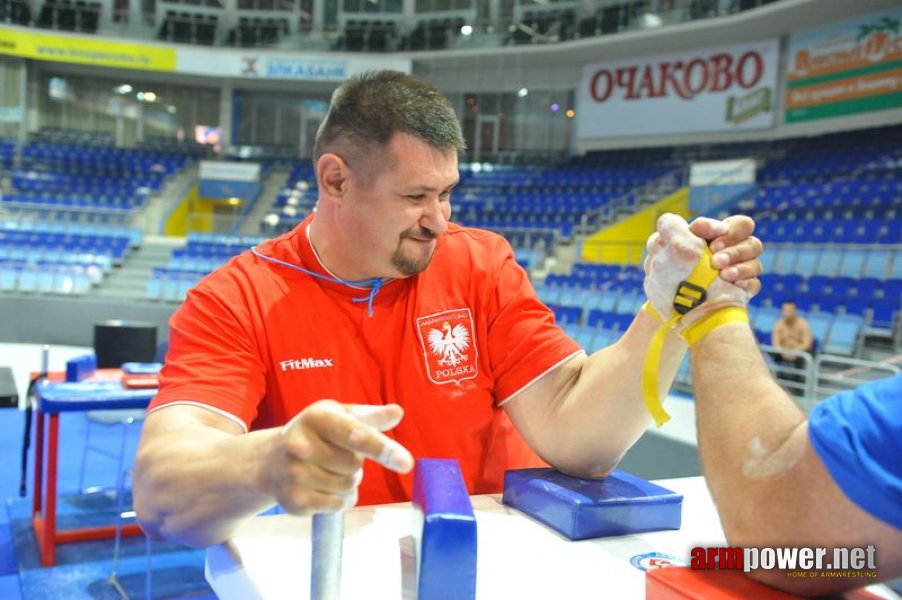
[680, 307, 749, 347]
[641, 246, 721, 427]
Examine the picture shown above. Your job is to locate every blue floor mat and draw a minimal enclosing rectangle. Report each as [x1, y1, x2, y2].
[6, 495, 214, 599]
[0, 520, 16, 576]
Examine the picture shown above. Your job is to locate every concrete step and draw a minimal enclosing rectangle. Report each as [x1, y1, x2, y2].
[92, 287, 150, 300]
[88, 239, 185, 300]
[241, 168, 292, 237]
[136, 245, 176, 255]
[96, 272, 149, 285]
[125, 257, 171, 269]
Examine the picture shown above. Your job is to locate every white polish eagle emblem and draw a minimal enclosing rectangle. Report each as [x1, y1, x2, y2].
[428, 321, 470, 367]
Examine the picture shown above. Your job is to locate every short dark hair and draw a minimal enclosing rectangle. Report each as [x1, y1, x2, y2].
[314, 70, 466, 169]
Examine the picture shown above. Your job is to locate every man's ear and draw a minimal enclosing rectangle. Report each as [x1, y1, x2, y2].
[316, 153, 348, 201]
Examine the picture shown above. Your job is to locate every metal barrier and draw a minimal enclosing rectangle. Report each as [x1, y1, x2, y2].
[677, 345, 898, 412]
[811, 354, 900, 408]
[489, 226, 560, 250]
[576, 169, 683, 237]
[0, 201, 134, 226]
[759, 344, 815, 404]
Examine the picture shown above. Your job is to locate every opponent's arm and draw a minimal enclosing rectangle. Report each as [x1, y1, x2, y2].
[691, 324, 902, 594]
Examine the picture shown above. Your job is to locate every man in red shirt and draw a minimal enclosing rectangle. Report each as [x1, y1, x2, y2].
[134, 71, 763, 548]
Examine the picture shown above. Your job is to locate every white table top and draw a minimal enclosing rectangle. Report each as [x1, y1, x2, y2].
[206, 476, 731, 599]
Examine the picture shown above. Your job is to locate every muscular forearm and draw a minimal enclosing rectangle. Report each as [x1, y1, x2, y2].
[517, 309, 686, 478]
[134, 415, 278, 548]
[691, 322, 902, 594]
[690, 324, 807, 540]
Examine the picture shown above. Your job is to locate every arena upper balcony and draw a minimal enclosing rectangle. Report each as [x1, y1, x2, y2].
[1, 0, 795, 52]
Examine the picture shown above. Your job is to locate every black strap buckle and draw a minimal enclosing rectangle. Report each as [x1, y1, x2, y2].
[673, 281, 707, 315]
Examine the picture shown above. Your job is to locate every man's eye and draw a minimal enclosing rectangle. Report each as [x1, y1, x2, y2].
[407, 194, 426, 201]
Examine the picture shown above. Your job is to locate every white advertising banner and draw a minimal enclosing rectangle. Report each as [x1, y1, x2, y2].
[177, 47, 411, 81]
[199, 160, 261, 182]
[576, 39, 779, 140]
[689, 159, 757, 186]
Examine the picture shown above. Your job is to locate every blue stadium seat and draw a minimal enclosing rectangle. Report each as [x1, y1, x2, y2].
[17, 267, 37, 292]
[615, 292, 644, 315]
[891, 255, 902, 280]
[838, 249, 867, 277]
[868, 299, 898, 334]
[823, 314, 863, 356]
[593, 290, 619, 313]
[0, 264, 17, 290]
[882, 279, 902, 301]
[773, 248, 798, 274]
[862, 249, 891, 279]
[588, 329, 616, 354]
[794, 249, 819, 276]
[805, 311, 833, 347]
[571, 326, 595, 350]
[586, 309, 606, 329]
[615, 313, 633, 332]
[794, 293, 817, 312]
[536, 285, 560, 306]
[146, 269, 164, 301]
[804, 275, 829, 295]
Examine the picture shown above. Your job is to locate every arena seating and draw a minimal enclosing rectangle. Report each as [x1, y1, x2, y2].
[0, 220, 142, 295]
[3, 133, 192, 225]
[540, 127, 900, 365]
[0, 138, 14, 169]
[741, 127, 901, 349]
[260, 163, 317, 236]
[337, 19, 397, 52]
[0, 0, 31, 24]
[146, 233, 266, 302]
[35, 0, 101, 32]
[452, 164, 673, 240]
[225, 15, 288, 46]
[402, 18, 466, 51]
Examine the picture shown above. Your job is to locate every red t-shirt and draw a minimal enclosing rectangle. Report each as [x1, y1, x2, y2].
[150, 215, 583, 505]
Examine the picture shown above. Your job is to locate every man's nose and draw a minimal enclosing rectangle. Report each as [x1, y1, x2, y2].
[421, 197, 449, 236]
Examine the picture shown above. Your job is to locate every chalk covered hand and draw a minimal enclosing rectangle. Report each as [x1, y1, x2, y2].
[640, 213, 754, 427]
[643, 213, 750, 324]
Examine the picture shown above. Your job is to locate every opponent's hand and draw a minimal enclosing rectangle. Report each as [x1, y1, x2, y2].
[689, 215, 763, 296]
[644, 213, 750, 320]
[261, 400, 413, 515]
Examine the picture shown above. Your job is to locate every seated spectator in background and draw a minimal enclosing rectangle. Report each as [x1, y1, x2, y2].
[771, 301, 813, 385]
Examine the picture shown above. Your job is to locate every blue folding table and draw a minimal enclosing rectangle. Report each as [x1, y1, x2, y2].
[32, 375, 157, 566]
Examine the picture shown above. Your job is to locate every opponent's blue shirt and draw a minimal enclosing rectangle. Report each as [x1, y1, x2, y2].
[808, 374, 902, 529]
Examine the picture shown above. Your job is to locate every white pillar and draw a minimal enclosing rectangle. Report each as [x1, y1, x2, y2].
[312, 0, 325, 34]
[219, 83, 234, 148]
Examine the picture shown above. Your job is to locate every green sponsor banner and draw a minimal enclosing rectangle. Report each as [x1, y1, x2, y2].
[787, 60, 902, 89]
[786, 92, 902, 123]
[785, 8, 902, 122]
